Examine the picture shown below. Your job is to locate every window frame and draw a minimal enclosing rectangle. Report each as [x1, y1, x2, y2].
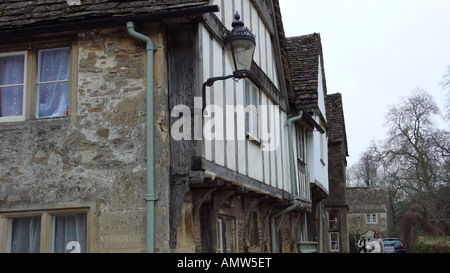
[296, 126, 306, 163]
[51, 213, 87, 253]
[244, 79, 260, 144]
[366, 213, 377, 224]
[0, 51, 28, 123]
[36, 46, 71, 119]
[0, 36, 77, 124]
[0, 206, 93, 253]
[319, 120, 326, 166]
[328, 211, 339, 231]
[216, 215, 236, 253]
[329, 232, 340, 252]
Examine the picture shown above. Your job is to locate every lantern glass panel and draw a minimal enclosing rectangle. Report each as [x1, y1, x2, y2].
[225, 38, 255, 78]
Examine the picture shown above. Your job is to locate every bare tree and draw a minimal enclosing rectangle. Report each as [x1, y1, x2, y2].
[347, 89, 449, 238]
[382, 89, 449, 230]
[440, 65, 450, 120]
[346, 141, 383, 187]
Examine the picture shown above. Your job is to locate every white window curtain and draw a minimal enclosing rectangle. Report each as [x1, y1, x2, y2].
[37, 47, 70, 118]
[10, 217, 41, 253]
[0, 54, 25, 117]
[53, 214, 86, 253]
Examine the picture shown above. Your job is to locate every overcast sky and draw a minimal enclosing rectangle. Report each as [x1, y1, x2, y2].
[278, 0, 450, 166]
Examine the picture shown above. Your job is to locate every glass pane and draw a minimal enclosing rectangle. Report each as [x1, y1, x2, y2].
[225, 39, 255, 73]
[329, 212, 338, 229]
[38, 48, 70, 82]
[224, 220, 231, 253]
[330, 233, 339, 250]
[53, 214, 87, 253]
[245, 82, 250, 134]
[0, 54, 25, 85]
[252, 110, 258, 138]
[38, 82, 69, 118]
[0, 86, 23, 117]
[10, 217, 41, 253]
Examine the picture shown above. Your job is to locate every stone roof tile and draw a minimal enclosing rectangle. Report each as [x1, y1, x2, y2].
[286, 33, 328, 114]
[326, 93, 348, 155]
[0, 0, 210, 31]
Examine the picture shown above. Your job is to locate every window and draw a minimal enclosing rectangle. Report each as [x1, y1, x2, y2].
[319, 120, 326, 165]
[37, 47, 70, 119]
[328, 211, 338, 230]
[2, 208, 90, 253]
[0, 42, 74, 123]
[0, 52, 27, 122]
[10, 216, 41, 253]
[329, 232, 340, 252]
[296, 126, 306, 162]
[217, 216, 235, 253]
[52, 214, 87, 253]
[245, 79, 259, 142]
[366, 214, 377, 224]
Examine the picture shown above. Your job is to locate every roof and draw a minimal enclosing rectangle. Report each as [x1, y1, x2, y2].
[286, 33, 328, 115]
[273, 0, 292, 111]
[0, 0, 211, 34]
[326, 93, 349, 155]
[346, 187, 389, 212]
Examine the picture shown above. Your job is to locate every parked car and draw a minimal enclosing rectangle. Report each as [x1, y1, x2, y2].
[382, 238, 406, 253]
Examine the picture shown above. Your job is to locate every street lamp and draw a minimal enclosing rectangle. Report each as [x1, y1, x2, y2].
[202, 11, 256, 111]
[223, 11, 256, 79]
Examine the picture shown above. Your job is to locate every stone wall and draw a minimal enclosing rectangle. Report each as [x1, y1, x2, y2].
[346, 187, 390, 238]
[0, 24, 170, 253]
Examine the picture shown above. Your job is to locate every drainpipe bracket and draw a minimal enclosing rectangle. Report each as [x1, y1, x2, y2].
[145, 194, 159, 201]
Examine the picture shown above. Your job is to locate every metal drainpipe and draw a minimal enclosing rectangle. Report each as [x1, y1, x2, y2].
[270, 111, 303, 253]
[127, 21, 159, 253]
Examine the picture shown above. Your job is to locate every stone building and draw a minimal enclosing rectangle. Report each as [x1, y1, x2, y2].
[324, 93, 349, 253]
[0, 0, 349, 253]
[346, 187, 391, 240]
[0, 0, 209, 253]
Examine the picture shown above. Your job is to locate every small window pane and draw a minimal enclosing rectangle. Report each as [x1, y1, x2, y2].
[0, 55, 25, 85]
[10, 217, 41, 253]
[1, 86, 23, 117]
[329, 211, 338, 230]
[53, 214, 87, 253]
[38, 48, 70, 82]
[38, 82, 69, 118]
[0, 53, 25, 119]
[245, 81, 251, 134]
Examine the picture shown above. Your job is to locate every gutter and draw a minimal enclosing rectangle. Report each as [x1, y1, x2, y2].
[269, 111, 303, 253]
[127, 22, 158, 254]
[292, 104, 325, 134]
